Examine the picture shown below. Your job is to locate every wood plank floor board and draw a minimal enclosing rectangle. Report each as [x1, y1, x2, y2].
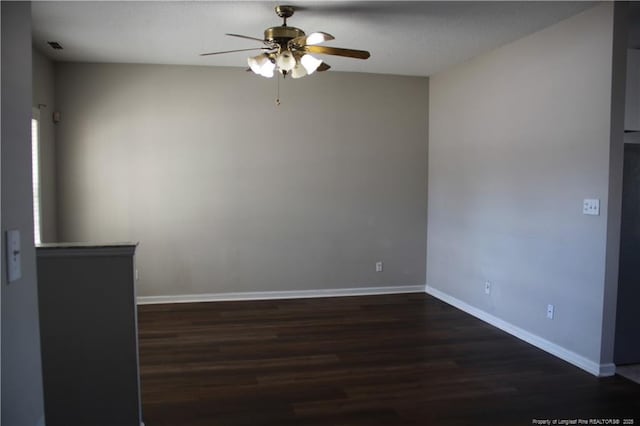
[138, 293, 640, 425]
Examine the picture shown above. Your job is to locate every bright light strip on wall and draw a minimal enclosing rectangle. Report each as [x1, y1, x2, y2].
[32, 117, 42, 245]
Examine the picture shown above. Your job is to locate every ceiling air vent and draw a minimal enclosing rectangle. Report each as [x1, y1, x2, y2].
[47, 41, 63, 50]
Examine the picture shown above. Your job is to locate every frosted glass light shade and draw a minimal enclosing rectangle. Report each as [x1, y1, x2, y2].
[259, 60, 276, 78]
[291, 63, 307, 79]
[248, 54, 269, 75]
[300, 54, 323, 75]
[248, 54, 275, 78]
[276, 50, 296, 72]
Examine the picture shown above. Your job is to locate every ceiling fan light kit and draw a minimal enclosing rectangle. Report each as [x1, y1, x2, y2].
[200, 4, 370, 81]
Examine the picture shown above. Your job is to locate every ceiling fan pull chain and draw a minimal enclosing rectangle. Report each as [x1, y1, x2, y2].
[275, 73, 281, 106]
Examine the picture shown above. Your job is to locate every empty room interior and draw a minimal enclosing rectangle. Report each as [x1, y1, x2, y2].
[2, 1, 640, 425]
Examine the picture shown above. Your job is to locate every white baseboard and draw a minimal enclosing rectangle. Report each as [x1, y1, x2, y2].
[137, 285, 424, 305]
[425, 285, 615, 377]
[598, 363, 617, 376]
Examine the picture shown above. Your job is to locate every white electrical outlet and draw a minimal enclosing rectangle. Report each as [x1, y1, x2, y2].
[484, 281, 491, 295]
[375, 261, 383, 272]
[547, 304, 554, 319]
[583, 199, 600, 215]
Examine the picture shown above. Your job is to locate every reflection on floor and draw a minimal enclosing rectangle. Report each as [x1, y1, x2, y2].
[617, 364, 640, 385]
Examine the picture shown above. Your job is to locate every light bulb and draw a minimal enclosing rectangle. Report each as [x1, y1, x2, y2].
[276, 50, 296, 72]
[300, 54, 323, 75]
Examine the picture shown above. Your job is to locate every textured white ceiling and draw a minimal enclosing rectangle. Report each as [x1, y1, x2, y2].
[31, 1, 594, 77]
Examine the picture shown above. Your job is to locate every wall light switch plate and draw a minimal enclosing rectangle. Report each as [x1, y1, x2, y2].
[375, 261, 383, 272]
[547, 304, 554, 320]
[6, 229, 22, 283]
[583, 199, 600, 215]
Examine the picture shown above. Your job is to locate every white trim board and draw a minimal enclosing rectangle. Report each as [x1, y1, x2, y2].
[425, 285, 615, 377]
[137, 285, 424, 305]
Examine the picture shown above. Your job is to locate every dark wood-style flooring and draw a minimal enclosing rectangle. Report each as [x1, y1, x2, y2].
[138, 293, 640, 425]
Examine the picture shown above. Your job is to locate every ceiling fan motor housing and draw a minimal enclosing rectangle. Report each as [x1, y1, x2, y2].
[264, 26, 305, 47]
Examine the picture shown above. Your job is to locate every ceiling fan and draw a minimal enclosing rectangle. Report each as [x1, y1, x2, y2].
[200, 5, 371, 79]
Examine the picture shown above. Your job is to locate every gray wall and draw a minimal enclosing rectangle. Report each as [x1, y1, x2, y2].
[54, 64, 429, 297]
[427, 4, 617, 364]
[1, 2, 46, 425]
[33, 48, 58, 243]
